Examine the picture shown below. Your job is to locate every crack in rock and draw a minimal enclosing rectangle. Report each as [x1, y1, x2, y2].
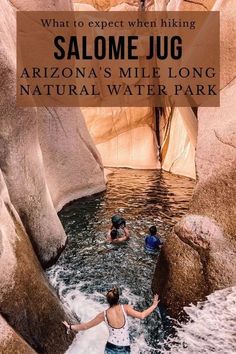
[183, 0, 209, 10]
[220, 76, 236, 92]
[214, 130, 236, 149]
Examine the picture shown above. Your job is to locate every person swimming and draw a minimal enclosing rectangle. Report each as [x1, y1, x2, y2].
[145, 225, 163, 254]
[63, 288, 160, 354]
[107, 215, 130, 244]
[111, 215, 127, 230]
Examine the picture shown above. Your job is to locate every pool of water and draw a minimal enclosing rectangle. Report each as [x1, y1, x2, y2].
[47, 168, 194, 353]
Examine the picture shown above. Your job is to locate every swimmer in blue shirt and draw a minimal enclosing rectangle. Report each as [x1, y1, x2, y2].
[145, 226, 163, 254]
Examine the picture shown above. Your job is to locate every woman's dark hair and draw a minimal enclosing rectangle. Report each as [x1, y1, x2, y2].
[106, 288, 119, 307]
[149, 225, 157, 236]
[111, 215, 126, 229]
[110, 229, 118, 240]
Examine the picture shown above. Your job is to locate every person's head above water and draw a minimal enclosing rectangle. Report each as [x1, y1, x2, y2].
[110, 229, 118, 240]
[149, 225, 157, 236]
[111, 215, 126, 229]
[106, 287, 119, 307]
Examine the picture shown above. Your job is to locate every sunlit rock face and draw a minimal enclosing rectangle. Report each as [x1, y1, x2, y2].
[193, 80, 236, 237]
[0, 0, 105, 266]
[73, 1, 197, 178]
[166, 0, 216, 11]
[153, 0, 236, 315]
[73, 1, 160, 171]
[73, 0, 152, 11]
[82, 107, 160, 169]
[160, 107, 197, 179]
[0, 0, 105, 352]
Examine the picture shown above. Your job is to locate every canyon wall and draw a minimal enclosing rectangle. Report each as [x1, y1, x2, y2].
[0, 0, 105, 352]
[73, 0, 197, 178]
[153, 0, 236, 316]
[82, 107, 160, 169]
[0, 171, 74, 353]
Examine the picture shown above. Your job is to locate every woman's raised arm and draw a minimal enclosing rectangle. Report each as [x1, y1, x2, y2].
[63, 312, 104, 332]
[125, 294, 159, 320]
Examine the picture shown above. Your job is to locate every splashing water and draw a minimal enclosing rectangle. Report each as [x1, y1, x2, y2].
[165, 287, 236, 354]
[48, 168, 231, 353]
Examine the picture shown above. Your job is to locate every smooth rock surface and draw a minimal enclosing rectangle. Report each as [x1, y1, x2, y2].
[153, 215, 236, 316]
[192, 79, 236, 237]
[0, 171, 74, 353]
[166, 0, 215, 11]
[73, 1, 197, 178]
[153, 0, 236, 315]
[83, 107, 160, 169]
[161, 107, 197, 179]
[0, 0, 105, 352]
[0, 0, 105, 266]
[0, 316, 37, 354]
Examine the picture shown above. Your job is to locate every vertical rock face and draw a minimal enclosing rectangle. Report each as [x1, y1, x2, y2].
[0, 172, 74, 353]
[161, 107, 197, 179]
[0, 0, 105, 266]
[73, 1, 197, 178]
[153, 0, 236, 316]
[192, 80, 236, 237]
[0, 0, 105, 352]
[38, 107, 105, 213]
[82, 107, 160, 169]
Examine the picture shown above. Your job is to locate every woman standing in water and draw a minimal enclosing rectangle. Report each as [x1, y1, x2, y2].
[63, 288, 159, 353]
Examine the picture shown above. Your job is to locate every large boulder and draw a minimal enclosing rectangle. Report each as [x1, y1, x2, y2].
[153, 0, 236, 315]
[153, 215, 236, 316]
[0, 171, 74, 353]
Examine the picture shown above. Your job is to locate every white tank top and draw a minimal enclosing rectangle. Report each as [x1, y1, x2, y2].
[104, 305, 130, 346]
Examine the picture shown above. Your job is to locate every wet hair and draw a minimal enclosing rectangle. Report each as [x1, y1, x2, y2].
[106, 288, 119, 307]
[111, 215, 126, 229]
[149, 225, 157, 236]
[110, 229, 118, 240]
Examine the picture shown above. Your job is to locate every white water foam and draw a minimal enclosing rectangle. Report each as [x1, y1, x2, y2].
[48, 264, 235, 354]
[48, 265, 157, 354]
[165, 286, 236, 354]
[63, 286, 236, 354]
[64, 290, 108, 354]
[64, 288, 158, 354]
[64, 289, 158, 354]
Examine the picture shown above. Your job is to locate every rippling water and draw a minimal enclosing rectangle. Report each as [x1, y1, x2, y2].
[47, 169, 194, 353]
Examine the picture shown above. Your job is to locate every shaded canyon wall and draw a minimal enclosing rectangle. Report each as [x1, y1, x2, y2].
[0, 0, 105, 352]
